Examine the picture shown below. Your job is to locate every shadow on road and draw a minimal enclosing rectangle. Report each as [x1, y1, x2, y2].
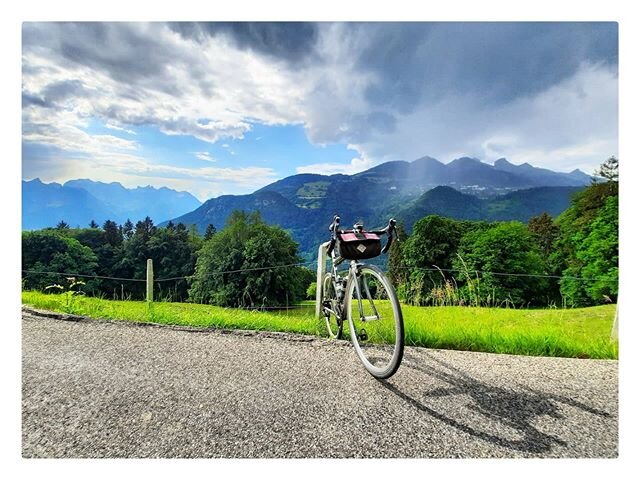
[379, 352, 611, 454]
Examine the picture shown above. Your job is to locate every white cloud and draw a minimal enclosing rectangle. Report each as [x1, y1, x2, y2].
[193, 151, 215, 162]
[23, 106, 139, 154]
[105, 122, 136, 135]
[296, 147, 375, 175]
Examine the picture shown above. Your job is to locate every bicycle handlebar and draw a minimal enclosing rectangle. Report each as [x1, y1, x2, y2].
[327, 215, 397, 257]
[380, 218, 397, 254]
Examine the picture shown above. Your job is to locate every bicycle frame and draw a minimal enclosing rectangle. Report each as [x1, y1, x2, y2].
[326, 250, 380, 323]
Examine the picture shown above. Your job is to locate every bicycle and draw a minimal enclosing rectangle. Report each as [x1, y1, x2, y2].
[320, 215, 404, 379]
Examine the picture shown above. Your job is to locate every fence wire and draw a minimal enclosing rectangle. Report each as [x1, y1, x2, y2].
[391, 266, 612, 282]
[22, 261, 317, 284]
[22, 259, 612, 285]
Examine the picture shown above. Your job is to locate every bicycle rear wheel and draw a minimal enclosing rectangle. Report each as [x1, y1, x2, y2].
[345, 264, 404, 379]
[322, 272, 343, 339]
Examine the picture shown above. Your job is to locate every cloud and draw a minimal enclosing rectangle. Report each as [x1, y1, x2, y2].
[105, 122, 136, 135]
[193, 151, 215, 162]
[22, 22, 309, 145]
[168, 22, 320, 64]
[296, 147, 376, 175]
[347, 62, 618, 172]
[296, 22, 618, 172]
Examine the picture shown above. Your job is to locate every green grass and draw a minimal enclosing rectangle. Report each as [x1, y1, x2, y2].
[21, 290, 618, 359]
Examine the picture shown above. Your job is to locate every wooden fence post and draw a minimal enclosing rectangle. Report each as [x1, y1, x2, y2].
[146, 258, 153, 303]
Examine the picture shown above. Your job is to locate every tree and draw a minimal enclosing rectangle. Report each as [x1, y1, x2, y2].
[553, 175, 619, 306]
[22, 230, 98, 290]
[560, 195, 618, 305]
[189, 211, 302, 307]
[403, 216, 463, 273]
[56, 220, 69, 230]
[89, 220, 99, 229]
[454, 222, 548, 306]
[204, 224, 217, 241]
[594, 156, 618, 182]
[102, 220, 122, 246]
[577, 196, 618, 303]
[528, 212, 559, 259]
[147, 224, 199, 301]
[387, 221, 408, 288]
[122, 219, 134, 240]
[135, 217, 156, 241]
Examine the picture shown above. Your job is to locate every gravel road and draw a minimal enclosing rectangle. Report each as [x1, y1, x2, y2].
[22, 309, 618, 458]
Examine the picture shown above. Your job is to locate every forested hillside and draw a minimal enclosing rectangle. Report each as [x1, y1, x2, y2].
[166, 156, 591, 260]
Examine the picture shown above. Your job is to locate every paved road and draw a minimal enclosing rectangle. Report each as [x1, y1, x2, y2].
[22, 309, 618, 458]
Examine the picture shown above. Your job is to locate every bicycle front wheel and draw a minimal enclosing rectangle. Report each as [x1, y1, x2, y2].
[345, 264, 404, 379]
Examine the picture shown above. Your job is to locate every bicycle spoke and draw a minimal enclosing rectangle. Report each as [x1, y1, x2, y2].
[322, 272, 343, 339]
[347, 265, 404, 378]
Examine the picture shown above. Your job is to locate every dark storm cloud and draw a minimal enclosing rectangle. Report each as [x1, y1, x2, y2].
[22, 80, 89, 109]
[168, 22, 319, 63]
[22, 22, 191, 96]
[22, 92, 47, 108]
[350, 22, 618, 113]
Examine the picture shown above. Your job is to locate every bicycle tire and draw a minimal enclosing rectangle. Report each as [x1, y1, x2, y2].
[322, 272, 343, 339]
[345, 264, 404, 379]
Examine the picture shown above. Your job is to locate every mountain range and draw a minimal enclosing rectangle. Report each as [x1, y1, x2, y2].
[22, 178, 201, 230]
[22, 156, 593, 259]
[166, 156, 593, 260]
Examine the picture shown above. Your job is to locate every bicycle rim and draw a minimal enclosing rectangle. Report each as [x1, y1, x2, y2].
[346, 265, 404, 379]
[322, 273, 343, 339]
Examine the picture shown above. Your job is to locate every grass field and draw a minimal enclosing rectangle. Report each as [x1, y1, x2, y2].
[21, 290, 618, 359]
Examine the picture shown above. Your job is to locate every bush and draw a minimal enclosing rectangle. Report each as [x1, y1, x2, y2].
[22, 230, 98, 291]
[306, 282, 317, 300]
[188, 211, 303, 307]
[454, 222, 549, 306]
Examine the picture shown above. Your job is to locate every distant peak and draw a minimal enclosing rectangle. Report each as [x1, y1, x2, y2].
[449, 157, 482, 165]
[412, 156, 442, 165]
[494, 158, 534, 170]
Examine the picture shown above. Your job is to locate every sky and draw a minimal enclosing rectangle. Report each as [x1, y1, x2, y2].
[21, 22, 618, 201]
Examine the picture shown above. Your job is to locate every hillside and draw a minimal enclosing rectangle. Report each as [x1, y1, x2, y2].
[167, 156, 591, 259]
[397, 185, 585, 230]
[168, 185, 586, 261]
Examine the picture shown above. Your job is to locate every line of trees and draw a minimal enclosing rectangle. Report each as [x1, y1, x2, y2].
[22, 213, 314, 306]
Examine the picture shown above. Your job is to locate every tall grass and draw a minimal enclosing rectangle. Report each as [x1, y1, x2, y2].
[22, 290, 618, 359]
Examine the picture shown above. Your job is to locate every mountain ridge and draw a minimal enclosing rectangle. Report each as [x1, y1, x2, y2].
[165, 155, 592, 259]
[22, 178, 201, 230]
